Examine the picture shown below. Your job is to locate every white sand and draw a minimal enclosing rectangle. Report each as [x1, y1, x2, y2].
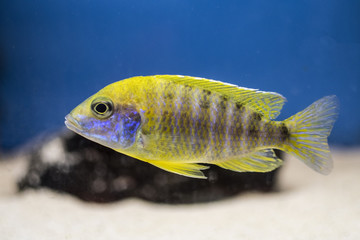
[0, 148, 359, 240]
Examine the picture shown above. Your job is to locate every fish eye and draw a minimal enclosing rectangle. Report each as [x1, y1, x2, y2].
[91, 98, 114, 119]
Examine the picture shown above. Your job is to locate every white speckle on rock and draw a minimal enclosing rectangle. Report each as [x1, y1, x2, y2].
[92, 178, 107, 193]
[40, 138, 66, 165]
[112, 176, 135, 191]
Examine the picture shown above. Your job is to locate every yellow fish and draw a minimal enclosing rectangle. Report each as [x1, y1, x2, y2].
[65, 75, 339, 179]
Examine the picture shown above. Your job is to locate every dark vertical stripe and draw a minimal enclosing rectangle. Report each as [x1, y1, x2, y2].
[233, 104, 243, 154]
[248, 112, 262, 148]
[263, 122, 274, 146]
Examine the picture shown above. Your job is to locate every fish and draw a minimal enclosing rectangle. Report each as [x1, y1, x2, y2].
[65, 75, 339, 179]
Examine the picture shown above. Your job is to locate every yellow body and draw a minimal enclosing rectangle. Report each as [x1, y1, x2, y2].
[65, 75, 339, 178]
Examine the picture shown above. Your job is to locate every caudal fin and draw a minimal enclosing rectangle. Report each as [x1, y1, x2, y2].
[283, 95, 339, 175]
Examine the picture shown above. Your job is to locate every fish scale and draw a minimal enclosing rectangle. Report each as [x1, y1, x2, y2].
[143, 81, 268, 162]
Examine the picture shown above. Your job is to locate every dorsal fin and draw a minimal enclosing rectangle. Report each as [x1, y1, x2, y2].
[156, 75, 286, 119]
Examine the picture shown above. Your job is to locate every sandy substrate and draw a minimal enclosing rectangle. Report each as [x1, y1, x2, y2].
[0, 148, 359, 240]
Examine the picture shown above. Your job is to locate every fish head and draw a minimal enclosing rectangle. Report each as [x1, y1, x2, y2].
[65, 90, 142, 151]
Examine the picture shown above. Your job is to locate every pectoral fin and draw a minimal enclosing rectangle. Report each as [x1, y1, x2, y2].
[147, 160, 209, 179]
[216, 149, 283, 172]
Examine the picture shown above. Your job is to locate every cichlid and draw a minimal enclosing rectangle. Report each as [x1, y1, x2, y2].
[65, 75, 339, 179]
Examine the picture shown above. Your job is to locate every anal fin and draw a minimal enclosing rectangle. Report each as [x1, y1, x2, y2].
[147, 160, 209, 179]
[216, 149, 283, 172]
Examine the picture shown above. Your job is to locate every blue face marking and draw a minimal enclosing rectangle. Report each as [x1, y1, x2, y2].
[118, 109, 141, 148]
[76, 109, 141, 149]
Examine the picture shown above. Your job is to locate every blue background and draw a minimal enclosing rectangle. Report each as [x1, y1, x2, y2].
[1, 0, 359, 150]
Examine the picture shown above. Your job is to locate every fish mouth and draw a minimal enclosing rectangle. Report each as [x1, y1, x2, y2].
[65, 114, 83, 133]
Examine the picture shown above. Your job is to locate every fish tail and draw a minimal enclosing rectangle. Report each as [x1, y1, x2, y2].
[282, 95, 339, 174]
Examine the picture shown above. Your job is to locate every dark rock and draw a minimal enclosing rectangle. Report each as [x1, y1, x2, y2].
[18, 131, 281, 204]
